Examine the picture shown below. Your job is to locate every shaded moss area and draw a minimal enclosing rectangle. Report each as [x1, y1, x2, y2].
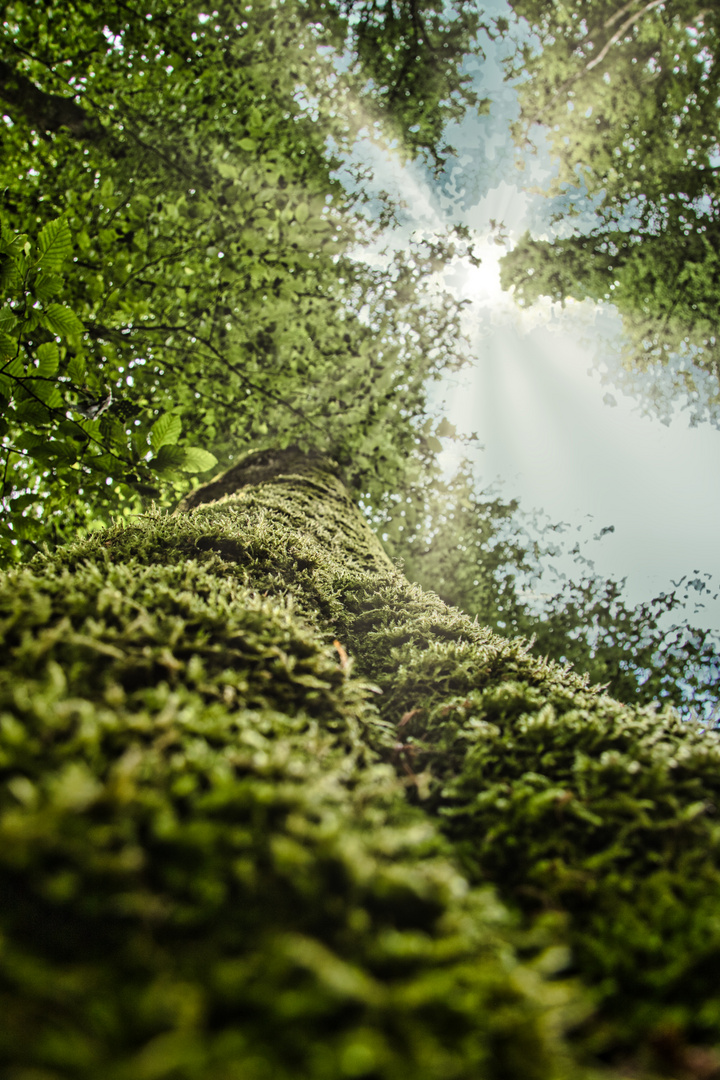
[333, 581, 720, 1063]
[2, 452, 720, 1078]
[0, 503, 578, 1079]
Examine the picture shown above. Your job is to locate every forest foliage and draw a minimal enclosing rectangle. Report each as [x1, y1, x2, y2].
[1, 0, 493, 555]
[0, 0, 717, 716]
[500, 0, 720, 425]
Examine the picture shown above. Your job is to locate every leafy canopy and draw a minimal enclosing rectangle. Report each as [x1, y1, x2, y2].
[500, 0, 720, 422]
[0, 0, 488, 563]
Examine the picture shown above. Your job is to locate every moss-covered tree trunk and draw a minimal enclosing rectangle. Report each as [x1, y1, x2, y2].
[2, 449, 720, 1080]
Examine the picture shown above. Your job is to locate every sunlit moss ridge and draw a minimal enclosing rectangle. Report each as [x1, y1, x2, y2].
[2, 449, 720, 1078]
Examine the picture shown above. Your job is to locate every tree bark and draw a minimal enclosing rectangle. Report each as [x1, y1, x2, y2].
[1, 447, 720, 1078]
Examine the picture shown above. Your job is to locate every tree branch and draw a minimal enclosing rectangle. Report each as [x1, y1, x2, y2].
[0, 57, 102, 140]
[519, 0, 668, 131]
[587, 0, 665, 70]
[0, 48, 196, 181]
[604, 0, 645, 31]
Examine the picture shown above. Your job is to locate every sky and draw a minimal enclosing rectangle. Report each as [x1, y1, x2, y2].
[336, 6, 720, 634]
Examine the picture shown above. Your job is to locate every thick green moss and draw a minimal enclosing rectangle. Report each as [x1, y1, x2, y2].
[0, 495, 578, 1079]
[2, 451, 719, 1078]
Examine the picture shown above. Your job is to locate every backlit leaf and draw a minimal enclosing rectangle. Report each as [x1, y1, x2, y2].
[151, 443, 187, 472]
[37, 218, 72, 270]
[150, 413, 182, 452]
[67, 354, 86, 385]
[40, 304, 85, 342]
[180, 447, 219, 473]
[35, 342, 60, 378]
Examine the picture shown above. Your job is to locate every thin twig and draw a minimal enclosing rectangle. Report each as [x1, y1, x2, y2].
[101, 319, 327, 432]
[604, 0, 645, 31]
[587, 0, 665, 70]
[95, 244, 197, 321]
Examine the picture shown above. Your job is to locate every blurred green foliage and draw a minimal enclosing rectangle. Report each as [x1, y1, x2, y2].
[500, 0, 720, 421]
[378, 461, 720, 719]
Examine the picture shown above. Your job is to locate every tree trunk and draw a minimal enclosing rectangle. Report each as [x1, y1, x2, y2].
[1, 447, 719, 1078]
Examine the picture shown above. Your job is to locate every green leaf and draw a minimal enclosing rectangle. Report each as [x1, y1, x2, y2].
[67, 353, 86, 385]
[239, 137, 258, 152]
[10, 514, 43, 539]
[42, 440, 77, 464]
[24, 442, 56, 463]
[40, 304, 85, 342]
[9, 493, 37, 512]
[14, 430, 45, 451]
[58, 419, 89, 442]
[15, 399, 53, 424]
[435, 418, 457, 439]
[0, 253, 20, 292]
[33, 272, 64, 301]
[37, 218, 72, 270]
[150, 413, 182, 452]
[2, 355, 24, 378]
[180, 447, 219, 473]
[151, 443, 187, 472]
[36, 342, 60, 377]
[217, 162, 240, 180]
[295, 202, 309, 224]
[32, 380, 63, 408]
[0, 333, 16, 359]
[87, 452, 125, 476]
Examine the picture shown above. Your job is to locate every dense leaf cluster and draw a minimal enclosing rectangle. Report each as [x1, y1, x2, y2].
[0, 0, 487, 563]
